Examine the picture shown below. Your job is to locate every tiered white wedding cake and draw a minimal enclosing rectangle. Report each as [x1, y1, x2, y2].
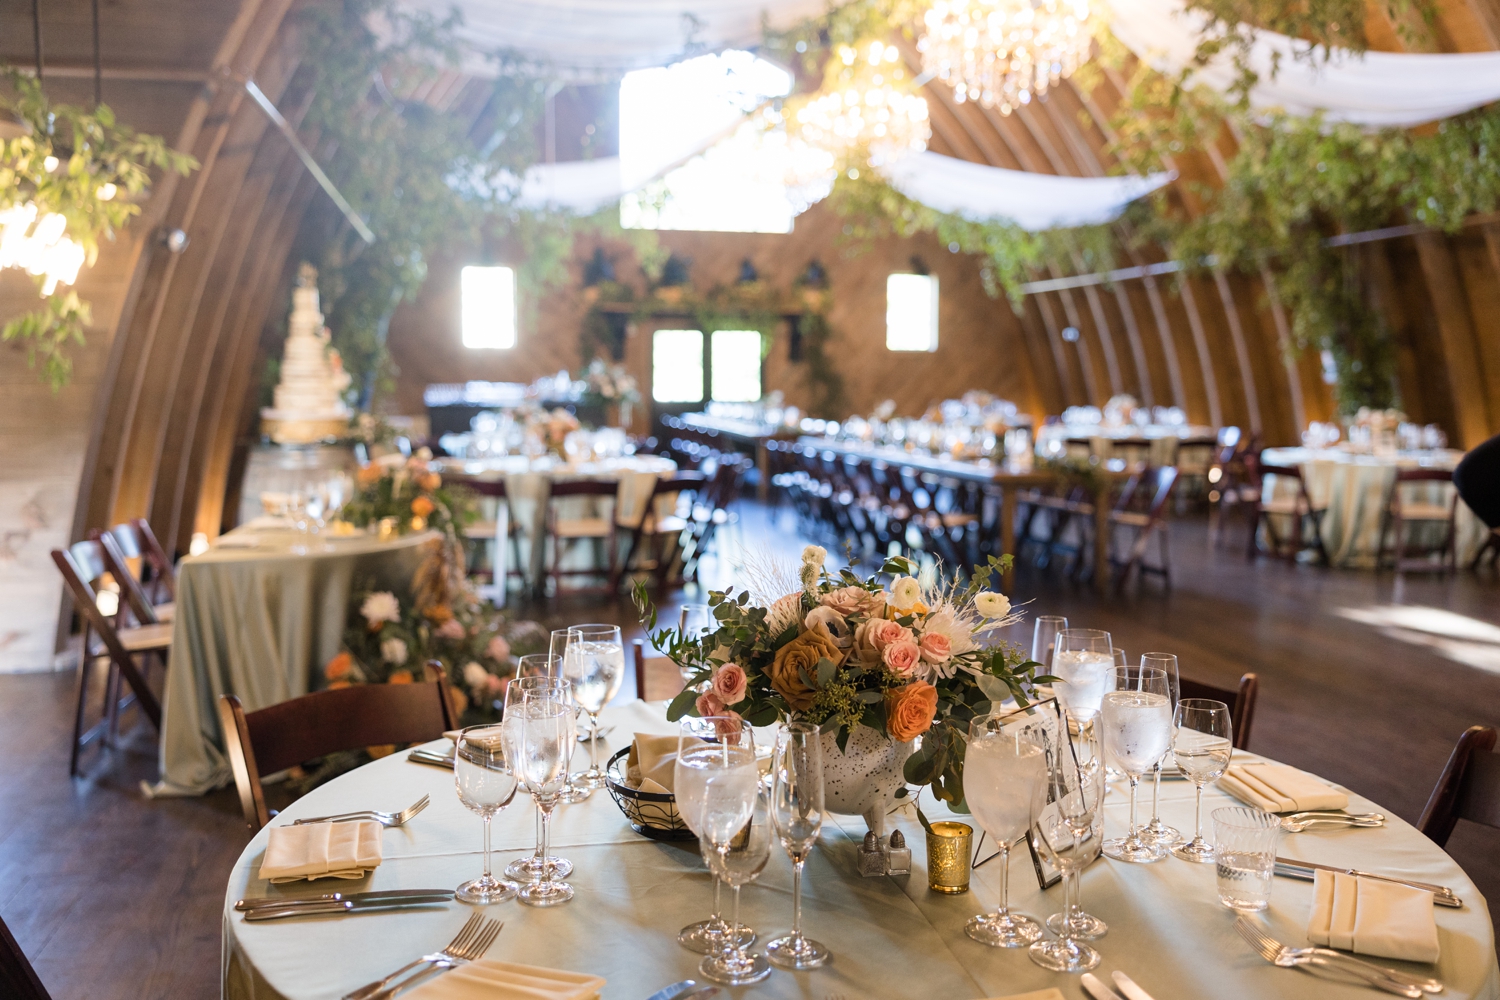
[261, 263, 352, 444]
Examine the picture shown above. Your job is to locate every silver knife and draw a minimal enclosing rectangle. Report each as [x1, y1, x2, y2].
[236, 889, 454, 911]
[1081, 973, 1127, 1000]
[1275, 858, 1463, 907]
[242, 894, 454, 920]
[407, 748, 456, 768]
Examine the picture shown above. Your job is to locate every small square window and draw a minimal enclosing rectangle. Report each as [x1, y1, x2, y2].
[710, 329, 763, 402]
[461, 266, 517, 349]
[652, 329, 704, 403]
[886, 273, 939, 352]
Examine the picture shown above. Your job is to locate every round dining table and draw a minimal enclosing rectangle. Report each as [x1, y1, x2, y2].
[224, 700, 1498, 1000]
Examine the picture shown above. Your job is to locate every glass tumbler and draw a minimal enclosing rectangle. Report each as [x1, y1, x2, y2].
[1212, 806, 1280, 911]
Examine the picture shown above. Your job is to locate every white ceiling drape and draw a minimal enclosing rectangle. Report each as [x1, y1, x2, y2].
[1106, 0, 1500, 126]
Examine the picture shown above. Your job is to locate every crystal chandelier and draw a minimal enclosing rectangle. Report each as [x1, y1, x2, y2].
[785, 42, 931, 169]
[919, 0, 1094, 115]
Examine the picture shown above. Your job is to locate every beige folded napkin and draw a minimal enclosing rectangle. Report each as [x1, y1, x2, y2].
[625, 732, 705, 792]
[1219, 762, 1348, 813]
[259, 821, 382, 883]
[985, 990, 1065, 1000]
[401, 960, 605, 1000]
[1308, 870, 1440, 963]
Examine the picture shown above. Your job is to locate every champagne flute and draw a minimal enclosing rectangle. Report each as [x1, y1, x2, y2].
[766, 722, 829, 969]
[1051, 629, 1113, 721]
[1101, 665, 1172, 863]
[1170, 699, 1234, 863]
[453, 725, 520, 904]
[1140, 652, 1184, 847]
[563, 623, 624, 788]
[964, 712, 1048, 947]
[514, 682, 577, 906]
[699, 784, 773, 986]
[502, 673, 573, 883]
[675, 716, 757, 956]
[548, 628, 591, 803]
[1030, 712, 1104, 973]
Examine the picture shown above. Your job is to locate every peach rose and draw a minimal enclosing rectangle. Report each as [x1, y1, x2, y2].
[711, 663, 748, 705]
[851, 619, 884, 667]
[418, 472, 442, 492]
[820, 585, 884, 618]
[695, 690, 726, 717]
[886, 681, 938, 741]
[486, 635, 511, 661]
[411, 495, 435, 518]
[869, 619, 913, 652]
[882, 639, 922, 676]
[436, 618, 466, 640]
[918, 631, 952, 664]
[768, 624, 843, 711]
[324, 651, 353, 681]
[356, 464, 384, 487]
[711, 710, 746, 740]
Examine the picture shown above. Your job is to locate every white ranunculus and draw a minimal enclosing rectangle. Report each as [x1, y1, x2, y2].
[360, 591, 400, 625]
[974, 591, 1011, 619]
[462, 661, 489, 689]
[380, 637, 409, 665]
[800, 544, 827, 567]
[888, 575, 922, 611]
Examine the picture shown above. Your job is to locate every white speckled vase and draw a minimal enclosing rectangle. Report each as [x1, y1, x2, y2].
[819, 725, 915, 839]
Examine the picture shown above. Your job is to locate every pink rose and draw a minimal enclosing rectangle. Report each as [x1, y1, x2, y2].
[870, 619, 913, 652]
[486, 635, 511, 661]
[712, 710, 746, 740]
[485, 673, 506, 693]
[883, 639, 922, 675]
[695, 690, 726, 717]
[820, 585, 884, 618]
[918, 631, 952, 664]
[711, 663, 748, 705]
[436, 619, 466, 640]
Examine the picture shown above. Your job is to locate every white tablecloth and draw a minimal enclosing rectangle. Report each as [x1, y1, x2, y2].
[1043, 423, 1217, 470]
[224, 701, 1497, 1000]
[1260, 447, 1483, 567]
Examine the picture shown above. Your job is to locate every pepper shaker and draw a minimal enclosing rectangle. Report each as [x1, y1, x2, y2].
[858, 830, 888, 876]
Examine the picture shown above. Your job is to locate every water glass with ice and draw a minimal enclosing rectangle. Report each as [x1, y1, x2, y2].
[1052, 629, 1113, 721]
[1213, 806, 1279, 910]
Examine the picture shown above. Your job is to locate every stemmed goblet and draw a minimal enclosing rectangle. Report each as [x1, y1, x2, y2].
[674, 716, 757, 956]
[1170, 698, 1234, 863]
[1031, 616, 1068, 672]
[502, 671, 574, 883]
[766, 722, 829, 969]
[563, 623, 625, 788]
[1140, 652, 1184, 847]
[1101, 665, 1172, 863]
[1051, 629, 1113, 722]
[1043, 713, 1109, 941]
[547, 629, 591, 804]
[513, 681, 577, 906]
[1030, 711, 1105, 973]
[453, 725, 520, 904]
[964, 712, 1048, 947]
[699, 784, 773, 986]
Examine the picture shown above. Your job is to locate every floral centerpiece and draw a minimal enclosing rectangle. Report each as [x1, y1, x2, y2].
[636, 549, 1048, 818]
[519, 405, 581, 459]
[578, 358, 641, 428]
[341, 449, 475, 537]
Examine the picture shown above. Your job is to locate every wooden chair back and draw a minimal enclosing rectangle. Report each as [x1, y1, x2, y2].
[548, 479, 621, 501]
[1417, 725, 1500, 848]
[219, 675, 456, 832]
[129, 517, 176, 599]
[632, 639, 687, 703]
[0, 912, 50, 1000]
[1178, 672, 1258, 751]
[95, 531, 162, 626]
[51, 547, 163, 729]
[1393, 468, 1454, 486]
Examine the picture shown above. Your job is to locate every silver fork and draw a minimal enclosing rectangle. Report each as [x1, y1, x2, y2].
[1236, 917, 1443, 994]
[1281, 812, 1386, 832]
[1234, 918, 1429, 997]
[342, 913, 501, 1000]
[294, 794, 431, 828]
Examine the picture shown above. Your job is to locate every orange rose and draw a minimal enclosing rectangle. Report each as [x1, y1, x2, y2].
[324, 651, 353, 680]
[357, 464, 384, 487]
[424, 603, 453, 624]
[411, 495, 435, 518]
[418, 472, 442, 492]
[768, 624, 843, 711]
[388, 670, 414, 684]
[885, 681, 938, 742]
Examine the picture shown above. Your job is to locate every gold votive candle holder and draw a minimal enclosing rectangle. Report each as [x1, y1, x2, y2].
[926, 821, 973, 894]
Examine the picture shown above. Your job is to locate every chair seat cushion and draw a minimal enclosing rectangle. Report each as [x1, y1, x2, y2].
[1398, 503, 1453, 521]
[554, 518, 612, 539]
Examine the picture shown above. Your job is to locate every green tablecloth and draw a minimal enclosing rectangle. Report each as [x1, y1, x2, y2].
[223, 700, 1497, 1000]
[154, 529, 434, 795]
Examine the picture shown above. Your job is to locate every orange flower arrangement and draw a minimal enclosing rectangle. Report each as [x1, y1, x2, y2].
[886, 681, 938, 741]
[411, 495, 435, 518]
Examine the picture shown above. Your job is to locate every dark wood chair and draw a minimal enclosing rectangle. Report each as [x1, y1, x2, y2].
[0, 912, 51, 1000]
[632, 639, 688, 703]
[1471, 526, 1500, 572]
[52, 543, 173, 776]
[219, 674, 457, 832]
[545, 479, 624, 596]
[1249, 462, 1327, 563]
[1376, 468, 1457, 574]
[1417, 725, 1499, 849]
[93, 520, 175, 614]
[616, 471, 706, 590]
[1178, 671, 1259, 751]
[1107, 465, 1178, 593]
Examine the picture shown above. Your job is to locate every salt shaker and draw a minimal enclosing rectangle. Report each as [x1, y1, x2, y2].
[858, 830, 888, 876]
[885, 829, 911, 875]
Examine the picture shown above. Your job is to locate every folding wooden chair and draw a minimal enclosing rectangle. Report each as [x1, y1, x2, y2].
[1178, 672, 1259, 751]
[219, 675, 456, 832]
[1377, 468, 1457, 574]
[616, 470, 706, 590]
[1107, 466, 1179, 593]
[632, 639, 688, 702]
[0, 912, 51, 1000]
[1417, 725, 1499, 849]
[545, 479, 622, 596]
[1248, 462, 1327, 563]
[52, 543, 172, 776]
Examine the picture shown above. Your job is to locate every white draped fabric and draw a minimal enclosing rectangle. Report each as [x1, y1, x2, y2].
[1106, 0, 1500, 126]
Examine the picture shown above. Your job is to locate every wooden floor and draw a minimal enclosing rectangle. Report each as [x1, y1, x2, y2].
[3, 502, 1498, 996]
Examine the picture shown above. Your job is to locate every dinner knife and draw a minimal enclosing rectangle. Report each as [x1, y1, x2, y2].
[1111, 971, 1158, 1000]
[236, 889, 455, 911]
[243, 894, 454, 921]
[1081, 973, 1127, 1000]
[407, 748, 456, 768]
[1275, 858, 1463, 908]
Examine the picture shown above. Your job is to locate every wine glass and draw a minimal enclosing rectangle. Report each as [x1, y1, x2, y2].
[964, 712, 1048, 947]
[513, 682, 577, 906]
[502, 675, 573, 883]
[766, 722, 829, 969]
[1170, 699, 1234, 863]
[453, 725, 520, 904]
[563, 623, 624, 788]
[1101, 665, 1172, 863]
[548, 629, 590, 804]
[516, 653, 558, 679]
[1042, 715, 1109, 941]
[1029, 711, 1105, 973]
[1031, 616, 1067, 670]
[1051, 629, 1113, 721]
[675, 716, 757, 956]
[1140, 653, 1184, 847]
[699, 784, 773, 986]
[679, 604, 715, 688]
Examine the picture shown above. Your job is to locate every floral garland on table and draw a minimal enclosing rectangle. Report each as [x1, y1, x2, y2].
[636, 548, 1050, 810]
[340, 450, 476, 537]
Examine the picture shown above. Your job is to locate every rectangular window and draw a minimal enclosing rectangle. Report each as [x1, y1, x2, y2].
[652, 329, 705, 403]
[710, 329, 763, 402]
[886, 273, 939, 352]
[461, 265, 517, 349]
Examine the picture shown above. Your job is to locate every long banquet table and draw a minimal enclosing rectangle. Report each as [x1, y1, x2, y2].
[224, 700, 1497, 1000]
[156, 527, 435, 796]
